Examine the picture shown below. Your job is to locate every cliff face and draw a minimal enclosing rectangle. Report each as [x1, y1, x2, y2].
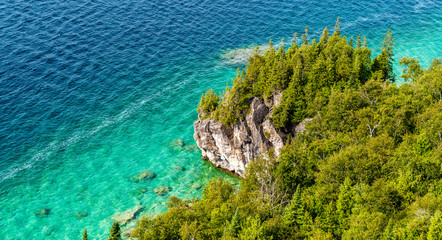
[193, 96, 287, 177]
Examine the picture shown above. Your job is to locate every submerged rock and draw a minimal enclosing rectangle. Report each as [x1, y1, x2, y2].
[75, 212, 89, 219]
[173, 166, 186, 172]
[184, 144, 199, 152]
[190, 182, 203, 190]
[34, 208, 51, 218]
[126, 228, 135, 237]
[154, 186, 171, 196]
[42, 226, 54, 236]
[170, 139, 185, 151]
[221, 45, 268, 65]
[129, 170, 156, 183]
[130, 187, 149, 200]
[111, 205, 144, 225]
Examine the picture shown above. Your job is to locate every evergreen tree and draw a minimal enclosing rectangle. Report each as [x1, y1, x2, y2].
[371, 30, 395, 82]
[363, 36, 368, 48]
[291, 32, 298, 46]
[333, 17, 341, 36]
[356, 34, 362, 49]
[83, 228, 88, 240]
[320, 27, 329, 44]
[301, 27, 309, 45]
[197, 89, 220, 117]
[108, 222, 121, 240]
[382, 29, 395, 58]
[283, 185, 304, 227]
[349, 36, 354, 47]
[228, 208, 241, 237]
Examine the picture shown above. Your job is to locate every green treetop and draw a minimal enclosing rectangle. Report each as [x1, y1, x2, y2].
[82, 228, 88, 240]
[108, 222, 121, 240]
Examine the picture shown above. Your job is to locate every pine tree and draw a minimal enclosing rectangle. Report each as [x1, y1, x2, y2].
[301, 27, 309, 45]
[363, 36, 368, 48]
[108, 222, 121, 240]
[333, 17, 341, 36]
[83, 228, 88, 240]
[382, 29, 395, 59]
[371, 30, 395, 82]
[228, 208, 241, 237]
[291, 32, 299, 47]
[284, 185, 304, 227]
[320, 27, 329, 44]
[356, 35, 362, 49]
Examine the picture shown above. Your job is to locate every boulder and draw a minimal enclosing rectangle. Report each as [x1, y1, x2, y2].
[154, 186, 171, 196]
[111, 205, 144, 225]
[129, 170, 156, 183]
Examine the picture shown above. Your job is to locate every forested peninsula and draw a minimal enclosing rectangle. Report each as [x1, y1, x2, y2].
[107, 22, 441, 240]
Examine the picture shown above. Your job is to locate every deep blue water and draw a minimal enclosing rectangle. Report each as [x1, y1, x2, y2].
[0, 0, 441, 239]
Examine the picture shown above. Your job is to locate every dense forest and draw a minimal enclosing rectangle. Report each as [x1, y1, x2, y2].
[112, 21, 441, 239]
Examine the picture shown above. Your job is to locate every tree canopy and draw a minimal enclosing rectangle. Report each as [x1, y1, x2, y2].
[130, 26, 442, 239]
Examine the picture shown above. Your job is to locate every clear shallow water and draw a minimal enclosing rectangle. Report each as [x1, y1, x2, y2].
[0, 0, 440, 239]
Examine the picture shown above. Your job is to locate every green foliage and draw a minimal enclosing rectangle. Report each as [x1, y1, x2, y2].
[399, 57, 424, 82]
[336, 178, 355, 234]
[108, 222, 120, 240]
[199, 23, 399, 133]
[428, 210, 442, 240]
[128, 27, 441, 240]
[371, 30, 396, 83]
[197, 89, 220, 119]
[228, 209, 241, 237]
[82, 228, 88, 240]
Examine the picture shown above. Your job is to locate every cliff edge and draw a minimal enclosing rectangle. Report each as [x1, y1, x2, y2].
[194, 93, 296, 177]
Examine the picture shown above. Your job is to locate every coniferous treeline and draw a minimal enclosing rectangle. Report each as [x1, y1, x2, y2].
[128, 21, 441, 239]
[198, 19, 395, 131]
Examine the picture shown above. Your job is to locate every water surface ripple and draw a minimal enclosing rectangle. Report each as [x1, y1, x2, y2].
[0, 0, 441, 238]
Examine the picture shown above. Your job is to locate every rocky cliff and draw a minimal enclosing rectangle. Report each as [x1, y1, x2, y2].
[193, 94, 290, 177]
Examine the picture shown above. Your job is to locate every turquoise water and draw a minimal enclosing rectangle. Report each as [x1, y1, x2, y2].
[0, 0, 441, 239]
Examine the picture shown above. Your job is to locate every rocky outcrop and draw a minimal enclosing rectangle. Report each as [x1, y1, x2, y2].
[194, 96, 287, 177]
